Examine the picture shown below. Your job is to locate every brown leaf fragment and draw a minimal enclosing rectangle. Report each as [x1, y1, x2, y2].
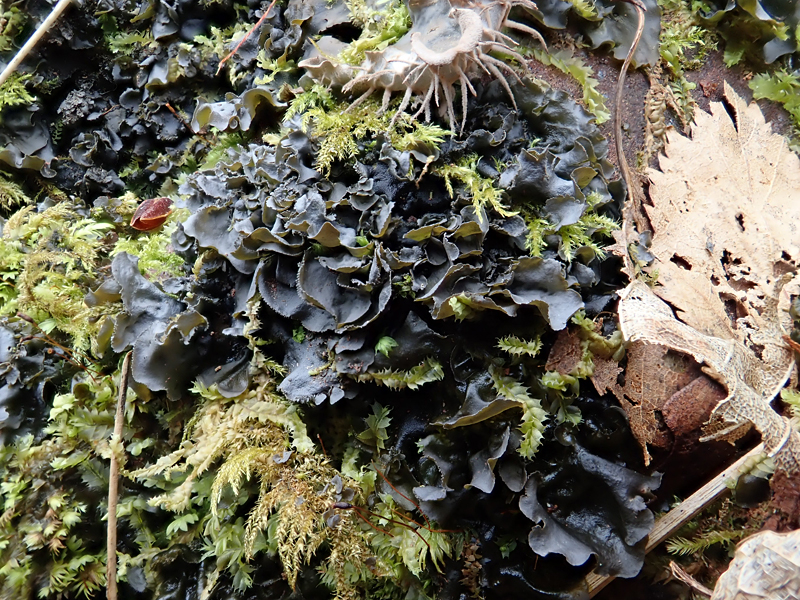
[766, 468, 800, 531]
[618, 83, 800, 475]
[659, 375, 735, 495]
[662, 376, 727, 438]
[545, 329, 583, 375]
[620, 280, 800, 473]
[591, 355, 623, 396]
[605, 341, 702, 465]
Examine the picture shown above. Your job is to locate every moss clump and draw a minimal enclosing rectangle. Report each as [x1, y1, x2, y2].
[523, 191, 619, 261]
[0, 204, 118, 351]
[750, 70, 800, 150]
[302, 97, 449, 175]
[338, 0, 411, 66]
[0, 73, 36, 113]
[435, 155, 516, 221]
[524, 47, 611, 124]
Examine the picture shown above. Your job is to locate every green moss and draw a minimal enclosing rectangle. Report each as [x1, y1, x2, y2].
[657, 0, 717, 124]
[302, 98, 449, 175]
[0, 73, 36, 114]
[0, 204, 119, 351]
[523, 191, 619, 261]
[110, 202, 188, 282]
[0, 7, 27, 53]
[354, 357, 444, 390]
[198, 132, 248, 171]
[781, 389, 800, 419]
[447, 295, 479, 321]
[497, 335, 543, 358]
[0, 172, 31, 211]
[435, 155, 516, 221]
[659, 0, 715, 76]
[106, 30, 157, 54]
[356, 403, 392, 451]
[374, 336, 398, 358]
[525, 47, 611, 124]
[750, 70, 800, 149]
[564, 0, 599, 19]
[490, 367, 547, 458]
[0, 371, 136, 599]
[339, 0, 411, 66]
[285, 84, 334, 120]
[254, 50, 297, 85]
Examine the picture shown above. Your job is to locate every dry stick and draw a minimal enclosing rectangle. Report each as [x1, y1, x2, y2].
[0, 0, 74, 87]
[106, 352, 132, 600]
[613, 0, 646, 277]
[215, 0, 278, 75]
[668, 561, 713, 597]
[585, 442, 765, 597]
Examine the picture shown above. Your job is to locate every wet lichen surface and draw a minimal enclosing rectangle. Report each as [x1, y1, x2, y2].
[0, 0, 798, 599]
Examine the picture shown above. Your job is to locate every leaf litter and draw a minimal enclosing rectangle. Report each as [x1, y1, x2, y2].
[617, 82, 800, 474]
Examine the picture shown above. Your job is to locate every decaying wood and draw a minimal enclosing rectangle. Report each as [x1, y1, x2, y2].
[585, 443, 765, 597]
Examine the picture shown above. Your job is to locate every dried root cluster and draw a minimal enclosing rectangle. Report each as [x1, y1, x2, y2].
[299, 0, 545, 132]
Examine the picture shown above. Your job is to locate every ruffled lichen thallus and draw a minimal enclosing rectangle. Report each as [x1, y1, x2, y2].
[0, 0, 659, 598]
[299, 0, 545, 132]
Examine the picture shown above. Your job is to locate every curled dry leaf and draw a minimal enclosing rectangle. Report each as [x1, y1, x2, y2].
[618, 83, 800, 474]
[130, 197, 173, 231]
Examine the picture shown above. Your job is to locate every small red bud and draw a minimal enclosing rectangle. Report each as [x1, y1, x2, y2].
[130, 197, 173, 231]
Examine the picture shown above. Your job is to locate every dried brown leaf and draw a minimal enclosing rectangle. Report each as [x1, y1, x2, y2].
[645, 82, 800, 341]
[662, 376, 726, 438]
[591, 355, 623, 396]
[618, 83, 800, 473]
[602, 341, 702, 465]
[545, 330, 584, 375]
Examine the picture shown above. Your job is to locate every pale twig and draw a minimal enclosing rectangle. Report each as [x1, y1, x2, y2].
[0, 0, 74, 88]
[669, 561, 713, 597]
[215, 0, 278, 76]
[106, 352, 132, 600]
[613, 0, 646, 277]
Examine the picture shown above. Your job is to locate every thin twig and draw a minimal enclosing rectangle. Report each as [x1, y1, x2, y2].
[216, 0, 278, 76]
[106, 352, 132, 600]
[165, 102, 206, 140]
[669, 561, 713, 597]
[0, 0, 74, 88]
[613, 0, 646, 277]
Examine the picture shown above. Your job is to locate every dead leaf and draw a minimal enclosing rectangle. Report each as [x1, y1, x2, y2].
[644, 82, 800, 342]
[545, 330, 584, 375]
[600, 341, 702, 465]
[661, 376, 726, 438]
[618, 83, 800, 474]
[591, 354, 623, 396]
